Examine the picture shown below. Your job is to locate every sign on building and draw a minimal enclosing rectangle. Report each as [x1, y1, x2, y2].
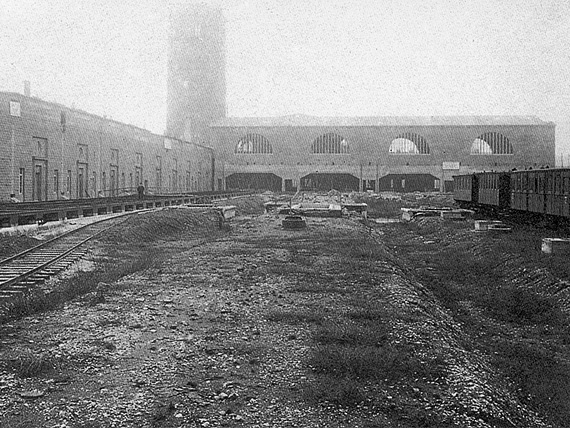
[442, 161, 460, 170]
[9, 101, 21, 117]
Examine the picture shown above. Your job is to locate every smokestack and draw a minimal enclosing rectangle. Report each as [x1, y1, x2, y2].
[24, 81, 31, 97]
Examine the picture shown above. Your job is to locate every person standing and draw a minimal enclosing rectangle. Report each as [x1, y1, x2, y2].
[137, 183, 145, 200]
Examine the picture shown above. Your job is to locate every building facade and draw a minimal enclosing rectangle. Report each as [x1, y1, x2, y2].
[0, 91, 215, 202]
[210, 115, 555, 192]
[167, 5, 556, 193]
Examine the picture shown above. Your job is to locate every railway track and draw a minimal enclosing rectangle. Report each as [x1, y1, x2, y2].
[0, 214, 131, 303]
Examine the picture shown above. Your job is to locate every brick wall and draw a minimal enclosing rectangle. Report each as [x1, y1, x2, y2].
[210, 122, 555, 191]
[0, 92, 214, 202]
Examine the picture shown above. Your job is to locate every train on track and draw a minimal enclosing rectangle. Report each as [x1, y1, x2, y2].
[453, 168, 570, 220]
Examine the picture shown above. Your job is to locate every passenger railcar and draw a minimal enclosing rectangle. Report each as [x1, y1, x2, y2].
[477, 172, 511, 209]
[453, 174, 478, 207]
[454, 168, 570, 220]
[510, 169, 570, 217]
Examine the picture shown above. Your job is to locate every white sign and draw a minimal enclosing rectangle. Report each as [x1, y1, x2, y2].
[442, 161, 460, 170]
[164, 138, 173, 150]
[9, 101, 21, 117]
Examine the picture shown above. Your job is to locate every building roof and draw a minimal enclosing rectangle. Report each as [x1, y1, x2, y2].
[0, 91, 213, 151]
[211, 114, 552, 128]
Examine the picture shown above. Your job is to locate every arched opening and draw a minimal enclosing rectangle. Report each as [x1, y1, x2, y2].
[226, 173, 282, 191]
[300, 173, 359, 191]
[235, 134, 273, 154]
[389, 133, 430, 154]
[471, 132, 513, 155]
[311, 133, 349, 154]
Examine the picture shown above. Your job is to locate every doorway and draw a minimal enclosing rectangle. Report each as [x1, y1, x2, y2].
[77, 162, 89, 198]
[33, 160, 48, 201]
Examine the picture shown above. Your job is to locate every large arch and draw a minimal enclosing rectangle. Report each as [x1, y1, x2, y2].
[388, 133, 430, 154]
[471, 132, 513, 155]
[311, 133, 349, 154]
[235, 134, 273, 154]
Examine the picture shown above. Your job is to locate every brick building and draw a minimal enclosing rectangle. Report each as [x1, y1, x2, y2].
[0, 91, 215, 202]
[167, 4, 556, 193]
[210, 115, 555, 192]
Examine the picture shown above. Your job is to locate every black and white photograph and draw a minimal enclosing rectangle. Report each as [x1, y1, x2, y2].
[1, 0, 570, 426]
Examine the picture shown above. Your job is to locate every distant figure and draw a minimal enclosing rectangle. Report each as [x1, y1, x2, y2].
[137, 184, 145, 200]
[60, 192, 69, 200]
[9, 193, 21, 203]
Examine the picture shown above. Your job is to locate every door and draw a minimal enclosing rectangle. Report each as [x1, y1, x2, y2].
[77, 162, 88, 198]
[34, 164, 43, 201]
[33, 160, 48, 201]
[110, 166, 118, 197]
[78, 167, 85, 198]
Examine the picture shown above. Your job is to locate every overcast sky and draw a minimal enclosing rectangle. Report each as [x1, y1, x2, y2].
[1, 0, 569, 161]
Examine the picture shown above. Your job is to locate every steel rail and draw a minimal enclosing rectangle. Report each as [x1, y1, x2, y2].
[0, 212, 134, 266]
[0, 223, 117, 289]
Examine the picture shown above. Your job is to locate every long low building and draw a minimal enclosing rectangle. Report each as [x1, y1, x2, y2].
[0, 91, 216, 202]
[210, 115, 555, 192]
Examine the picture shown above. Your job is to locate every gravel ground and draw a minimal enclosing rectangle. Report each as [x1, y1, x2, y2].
[0, 194, 566, 427]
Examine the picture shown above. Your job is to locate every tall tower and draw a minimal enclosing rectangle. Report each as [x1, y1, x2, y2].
[166, 2, 226, 142]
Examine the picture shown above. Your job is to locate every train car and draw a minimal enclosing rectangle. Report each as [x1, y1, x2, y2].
[453, 173, 479, 207]
[477, 171, 511, 209]
[510, 168, 570, 218]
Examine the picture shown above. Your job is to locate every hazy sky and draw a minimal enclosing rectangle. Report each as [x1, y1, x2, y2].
[1, 0, 569, 159]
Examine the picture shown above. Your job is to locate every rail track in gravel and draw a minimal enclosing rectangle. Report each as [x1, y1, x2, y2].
[0, 214, 132, 304]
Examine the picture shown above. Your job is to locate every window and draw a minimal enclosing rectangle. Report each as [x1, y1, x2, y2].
[311, 133, 349, 154]
[471, 132, 512, 155]
[67, 170, 72, 193]
[389, 133, 430, 154]
[236, 134, 273, 154]
[19, 168, 25, 194]
[111, 149, 119, 165]
[34, 137, 48, 158]
[54, 170, 59, 195]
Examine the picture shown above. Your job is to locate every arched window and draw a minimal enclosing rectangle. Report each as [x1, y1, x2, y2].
[389, 133, 430, 154]
[471, 132, 513, 155]
[311, 133, 349, 154]
[235, 134, 272, 154]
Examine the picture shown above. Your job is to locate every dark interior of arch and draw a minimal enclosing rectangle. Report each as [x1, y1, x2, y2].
[300, 173, 359, 191]
[226, 173, 282, 191]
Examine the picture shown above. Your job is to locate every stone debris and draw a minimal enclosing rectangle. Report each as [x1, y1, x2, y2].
[0, 194, 561, 427]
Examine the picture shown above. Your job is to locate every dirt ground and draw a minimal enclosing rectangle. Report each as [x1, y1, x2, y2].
[1, 193, 569, 427]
